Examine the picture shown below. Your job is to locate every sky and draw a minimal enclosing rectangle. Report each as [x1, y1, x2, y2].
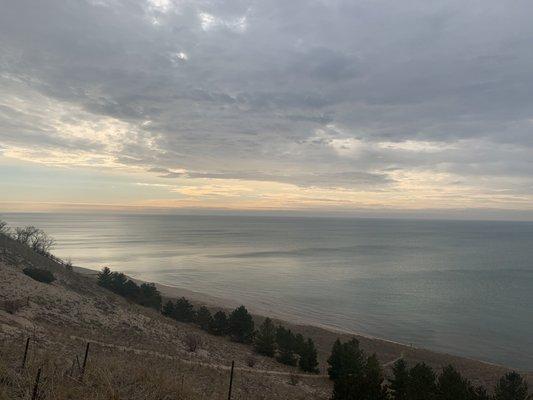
[1, 0, 532, 219]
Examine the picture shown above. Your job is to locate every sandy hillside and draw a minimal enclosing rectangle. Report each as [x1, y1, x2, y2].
[0, 238, 331, 399]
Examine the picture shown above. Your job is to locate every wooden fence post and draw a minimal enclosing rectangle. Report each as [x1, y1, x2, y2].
[80, 342, 90, 379]
[21, 337, 30, 369]
[227, 361, 235, 400]
[31, 367, 42, 400]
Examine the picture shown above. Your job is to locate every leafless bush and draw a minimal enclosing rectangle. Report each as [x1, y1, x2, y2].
[183, 333, 202, 352]
[289, 374, 299, 386]
[0, 220, 10, 235]
[2, 300, 23, 314]
[13, 226, 55, 254]
[246, 355, 256, 368]
[64, 258, 73, 271]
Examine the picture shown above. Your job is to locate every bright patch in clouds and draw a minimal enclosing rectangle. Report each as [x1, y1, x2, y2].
[199, 12, 248, 32]
[377, 140, 457, 153]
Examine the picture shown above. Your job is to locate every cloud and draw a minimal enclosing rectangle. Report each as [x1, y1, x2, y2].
[0, 0, 532, 211]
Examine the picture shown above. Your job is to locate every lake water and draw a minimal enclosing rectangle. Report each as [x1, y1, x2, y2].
[2, 213, 532, 370]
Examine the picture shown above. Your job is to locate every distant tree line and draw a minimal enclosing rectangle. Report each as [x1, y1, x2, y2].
[96, 267, 531, 398]
[98, 267, 319, 374]
[327, 337, 532, 400]
[162, 297, 320, 373]
[97, 267, 162, 310]
[0, 220, 55, 255]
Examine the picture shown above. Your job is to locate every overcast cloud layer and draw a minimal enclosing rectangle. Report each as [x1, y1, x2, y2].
[1, 0, 532, 214]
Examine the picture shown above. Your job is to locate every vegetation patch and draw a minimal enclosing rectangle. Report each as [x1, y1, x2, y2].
[22, 268, 55, 284]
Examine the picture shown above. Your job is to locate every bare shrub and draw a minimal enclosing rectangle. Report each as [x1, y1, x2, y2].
[64, 258, 73, 271]
[13, 226, 55, 255]
[289, 374, 299, 386]
[183, 333, 201, 352]
[3, 300, 22, 314]
[246, 355, 256, 368]
[0, 220, 9, 235]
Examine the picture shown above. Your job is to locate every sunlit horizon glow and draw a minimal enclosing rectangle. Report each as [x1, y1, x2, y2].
[1, 1, 533, 220]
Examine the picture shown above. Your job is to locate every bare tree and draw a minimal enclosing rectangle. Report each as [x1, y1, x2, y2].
[0, 220, 10, 236]
[183, 333, 202, 352]
[289, 374, 299, 386]
[13, 226, 38, 244]
[31, 229, 55, 254]
[13, 226, 55, 254]
[246, 355, 257, 368]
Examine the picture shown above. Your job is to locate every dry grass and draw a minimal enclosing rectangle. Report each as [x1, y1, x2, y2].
[0, 336, 330, 400]
[183, 333, 202, 353]
[0, 339, 201, 399]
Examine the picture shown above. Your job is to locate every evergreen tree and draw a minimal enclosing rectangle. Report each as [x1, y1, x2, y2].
[228, 305, 255, 343]
[389, 358, 409, 400]
[209, 310, 229, 336]
[138, 282, 162, 310]
[254, 317, 276, 357]
[294, 333, 306, 356]
[108, 272, 128, 295]
[122, 279, 141, 301]
[162, 300, 175, 317]
[97, 267, 113, 288]
[327, 338, 365, 381]
[407, 363, 437, 400]
[276, 325, 297, 366]
[195, 306, 213, 331]
[299, 338, 319, 373]
[436, 365, 471, 400]
[494, 371, 531, 400]
[173, 297, 195, 322]
[332, 374, 363, 400]
[470, 385, 490, 400]
[331, 355, 387, 400]
[363, 354, 388, 400]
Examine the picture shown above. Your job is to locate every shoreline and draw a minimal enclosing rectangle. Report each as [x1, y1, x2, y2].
[75, 265, 532, 385]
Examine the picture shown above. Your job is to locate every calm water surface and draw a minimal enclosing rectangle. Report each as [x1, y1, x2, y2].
[3, 213, 532, 370]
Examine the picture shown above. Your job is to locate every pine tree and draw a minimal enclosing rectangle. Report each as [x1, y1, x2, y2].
[276, 325, 297, 366]
[332, 374, 363, 400]
[195, 306, 213, 331]
[97, 267, 113, 288]
[407, 363, 437, 400]
[228, 305, 255, 343]
[494, 371, 531, 400]
[363, 354, 388, 400]
[327, 338, 365, 381]
[173, 297, 195, 322]
[138, 282, 162, 310]
[389, 358, 409, 400]
[122, 279, 141, 301]
[299, 338, 319, 373]
[162, 300, 175, 317]
[294, 333, 306, 356]
[254, 318, 276, 357]
[108, 272, 128, 295]
[209, 310, 229, 336]
[470, 385, 490, 400]
[436, 365, 471, 400]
